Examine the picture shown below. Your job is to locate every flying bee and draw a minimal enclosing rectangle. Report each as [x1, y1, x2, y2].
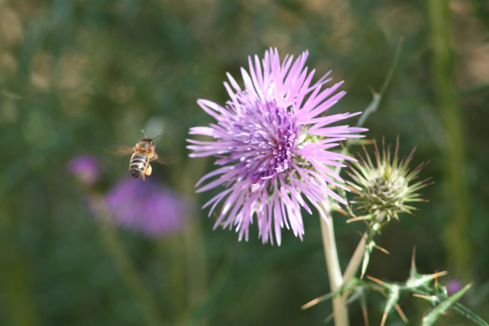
[128, 137, 159, 180]
[114, 134, 160, 181]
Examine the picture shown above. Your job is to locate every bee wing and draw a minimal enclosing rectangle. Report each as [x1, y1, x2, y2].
[150, 152, 176, 165]
[111, 146, 135, 156]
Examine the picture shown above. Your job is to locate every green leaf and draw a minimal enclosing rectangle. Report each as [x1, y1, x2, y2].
[380, 285, 401, 326]
[422, 283, 472, 326]
[452, 302, 489, 326]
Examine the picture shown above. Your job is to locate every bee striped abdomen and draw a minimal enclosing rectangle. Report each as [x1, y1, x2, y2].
[130, 154, 148, 178]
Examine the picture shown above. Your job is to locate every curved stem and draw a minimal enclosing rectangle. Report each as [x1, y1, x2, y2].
[315, 40, 402, 325]
[90, 195, 164, 326]
[319, 204, 349, 326]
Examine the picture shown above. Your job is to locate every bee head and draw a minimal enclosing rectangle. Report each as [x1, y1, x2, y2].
[141, 137, 155, 146]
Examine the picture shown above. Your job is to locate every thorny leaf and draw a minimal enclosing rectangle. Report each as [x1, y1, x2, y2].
[422, 283, 472, 326]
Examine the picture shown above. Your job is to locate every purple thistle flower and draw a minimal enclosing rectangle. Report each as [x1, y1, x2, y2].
[106, 178, 187, 237]
[67, 155, 101, 186]
[188, 48, 366, 245]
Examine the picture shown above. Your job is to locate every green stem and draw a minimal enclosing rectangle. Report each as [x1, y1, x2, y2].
[0, 202, 39, 326]
[319, 203, 349, 326]
[343, 211, 387, 282]
[427, 0, 472, 277]
[173, 158, 208, 325]
[336, 41, 403, 285]
[342, 233, 367, 283]
[356, 39, 403, 128]
[181, 159, 208, 314]
[317, 41, 403, 325]
[90, 195, 164, 326]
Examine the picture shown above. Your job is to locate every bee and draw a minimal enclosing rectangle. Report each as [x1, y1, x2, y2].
[115, 134, 160, 181]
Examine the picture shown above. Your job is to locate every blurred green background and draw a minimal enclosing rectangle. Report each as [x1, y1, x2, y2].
[1, 0, 488, 325]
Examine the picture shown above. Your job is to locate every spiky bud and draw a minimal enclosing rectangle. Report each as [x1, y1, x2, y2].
[347, 139, 430, 221]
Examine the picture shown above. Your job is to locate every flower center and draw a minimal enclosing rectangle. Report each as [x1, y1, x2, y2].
[230, 101, 299, 184]
[366, 170, 409, 209]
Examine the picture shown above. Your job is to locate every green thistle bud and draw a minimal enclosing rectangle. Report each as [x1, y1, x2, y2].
[347, 139, 431, 221]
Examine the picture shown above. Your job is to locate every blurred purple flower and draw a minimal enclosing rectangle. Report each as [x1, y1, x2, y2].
[67, 155, 101, 186]
[446, 280, 462, 294]
[188, 48, 366, 245]
[106, 178, 187, 237]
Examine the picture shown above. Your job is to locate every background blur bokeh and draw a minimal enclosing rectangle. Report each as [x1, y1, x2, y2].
[1, 0, 488, 325]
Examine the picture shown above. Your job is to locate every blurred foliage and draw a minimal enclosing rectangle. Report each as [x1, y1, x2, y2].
[0, 0, 488, 325]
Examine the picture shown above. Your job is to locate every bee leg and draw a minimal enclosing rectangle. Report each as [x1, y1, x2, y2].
[144, 164, 152, 176]
[150, 153, 158, 162]
[141, 174, 146, 181]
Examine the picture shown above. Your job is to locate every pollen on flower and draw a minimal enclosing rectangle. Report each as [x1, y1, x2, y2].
[226, 102, 299, 183]
[187, 48, 367, 245]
